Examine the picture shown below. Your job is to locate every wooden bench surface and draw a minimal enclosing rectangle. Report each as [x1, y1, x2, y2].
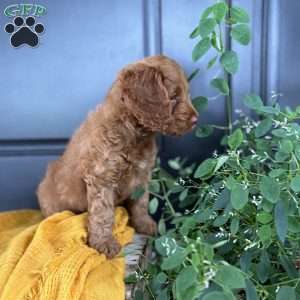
[124, 234, 149, 299]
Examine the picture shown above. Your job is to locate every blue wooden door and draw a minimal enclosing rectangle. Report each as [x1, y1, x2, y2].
[0, 0, 146, 210]
[0, 0, 299, 210]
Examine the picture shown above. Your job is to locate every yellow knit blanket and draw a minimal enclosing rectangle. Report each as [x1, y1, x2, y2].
[0, 207, 134, 300]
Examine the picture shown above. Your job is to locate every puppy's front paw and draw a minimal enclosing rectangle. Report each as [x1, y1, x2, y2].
[132, 215, 157, 236]
[89, 236, 121, 259]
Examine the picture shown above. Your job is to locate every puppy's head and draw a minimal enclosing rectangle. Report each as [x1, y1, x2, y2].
[119, 55, 198, 135]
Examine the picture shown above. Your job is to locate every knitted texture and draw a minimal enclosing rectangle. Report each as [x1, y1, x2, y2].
[0, 207, 134, 300]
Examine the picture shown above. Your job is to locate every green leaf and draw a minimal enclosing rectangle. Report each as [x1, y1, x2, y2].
[156, 272, 168, 284]
[180, 285, 200, 300]
[194, 158, 217, 178]
[256, 250, 270, 283]
[260, 176, 280, 203]
[214, 155, 229, 172]
[203, 292, 229, 300]
[155, 236, 177, 256]
[149, 180, 160, 193]
[215, 265, 246, 289]
[149, 197, 159, 214]
[134, 289, 144, 300]
[276, 286, 296, 300]
[230, 217, 240, 235]
[210, 78, 229, 95]
[244, 94, 263, 110]
[255, 118, 273, 137]
[231, 24, 251, 45]
[228, 128, 243, 149]
[240, 251, 253, 273]
[257, 212, 272, 224]
[195, 125, 214, 138]
[288, 217, 300, 233]
[280, 139, 294, 153]
[274, 201, 288, 243]
[245, 279, 259, 300]
[213, 213, 230, 227]
[180, 217, 197, 235]
[272, 128, 288, 138]
[279, 255, 299, 279]
[258, 106, 280, 115]
[295, 144, 300, 160]
[176, 266, 198, 296]
[226, 176, 238, 190]
[188, 68, 200, 82]
[220, 50, 239, 74]
[168, 158, 181, 170]
[230, 6, 250, 23]
[199, 18, 217, 37]
[212, 2, 228, 23]
[179, 189, 188, 201]
[194, 208, 213, 223]
[275, 151, 290, 162]
[269, 168, 285, 178]
[207, 55, 218, 69]
[169, 184, 183, 194]
[131, 186, 145, 200]
[213, 188, 230, 210]
[192, 96, 208, 112]
[262, 200, 274, 213]
[157, 288, 169, 300]
[290, 175, 300, 192]
[192, 37, 211, 61]
[212, 239, 229, 249]
[125, 273, 138, 284]
[189, 26, 200, 39]
[201, 6, 214, 19]
[203, 244, 214, 261]
[161, 249, 186, 270]
[290, 157, 298, 172]
[257, 225, 272, 244]
[210, 31, 220, 51]
[230, 184, 248, 210]
[158, 218, 166, 235]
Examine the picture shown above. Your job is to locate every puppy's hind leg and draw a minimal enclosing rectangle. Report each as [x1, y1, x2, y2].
[126, 191, 157, 236]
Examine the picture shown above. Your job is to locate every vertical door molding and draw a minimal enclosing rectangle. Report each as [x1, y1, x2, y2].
[142, 0, 164, 150]
[260, 0, 280, 104]
[142, 0, 162, 56]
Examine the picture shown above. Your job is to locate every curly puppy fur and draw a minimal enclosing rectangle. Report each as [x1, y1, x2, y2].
[37, 55, 198, 258]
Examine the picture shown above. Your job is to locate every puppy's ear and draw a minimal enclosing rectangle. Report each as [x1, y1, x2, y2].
[120, 65, 171, 130]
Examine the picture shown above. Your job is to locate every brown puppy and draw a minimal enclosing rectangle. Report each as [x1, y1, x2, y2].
[37, 55, 198, 258]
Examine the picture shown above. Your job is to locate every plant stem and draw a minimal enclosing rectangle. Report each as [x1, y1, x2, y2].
[222, 17, 233, 135]
[136, 265, 156, 300]
[226, 86, 233, 135]
[264, 278, 300, 288]
[162, 183, 177, 216]
[211, 124, 230, 130]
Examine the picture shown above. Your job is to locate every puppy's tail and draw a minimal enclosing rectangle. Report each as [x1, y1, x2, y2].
[37, 160, 61, 216]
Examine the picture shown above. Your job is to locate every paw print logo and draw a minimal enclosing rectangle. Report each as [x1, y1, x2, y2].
[4, 16, 44, 48]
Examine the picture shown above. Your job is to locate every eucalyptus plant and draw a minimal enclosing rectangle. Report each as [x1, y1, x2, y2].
[190, 0, 250, 137]
[128, 2, 300, 300]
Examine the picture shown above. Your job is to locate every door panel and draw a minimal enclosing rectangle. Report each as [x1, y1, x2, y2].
[0, 0, 144, 140]
[0, 155, 57, 210]
[0, 0, 299, 210]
